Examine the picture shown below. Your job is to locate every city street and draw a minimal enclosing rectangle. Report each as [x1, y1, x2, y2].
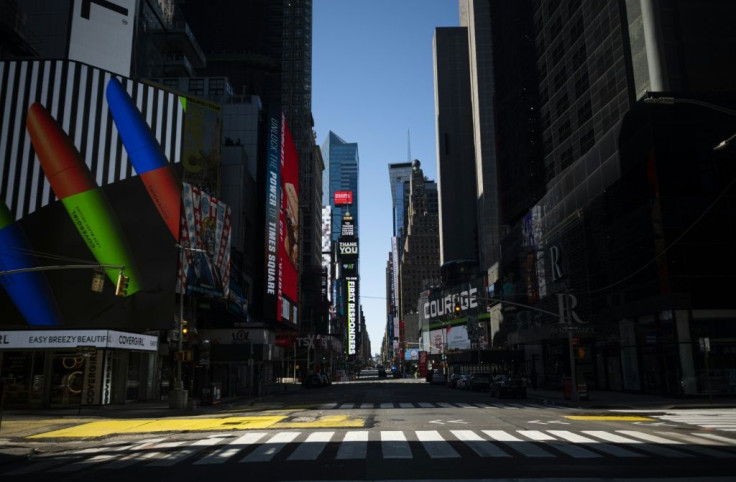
[1, 371, 735, 481]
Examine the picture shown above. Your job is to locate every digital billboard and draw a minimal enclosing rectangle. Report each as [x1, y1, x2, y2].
[262, 107, 281, 320]
[177, 183, 231, 298]
[345, 276, 358, 355]
[279, 114, 299, 321]
[68, 0, 137, 77]
[0, 60, 185, 330]
[334, 190, 353, 206]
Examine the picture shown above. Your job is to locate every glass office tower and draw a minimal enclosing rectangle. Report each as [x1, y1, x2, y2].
[321, 131, 359, 242]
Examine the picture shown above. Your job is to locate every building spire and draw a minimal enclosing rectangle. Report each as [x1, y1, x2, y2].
[407, 129, 411, 162]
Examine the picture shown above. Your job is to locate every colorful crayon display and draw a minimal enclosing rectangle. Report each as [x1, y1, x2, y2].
[26, 102, 141, 296]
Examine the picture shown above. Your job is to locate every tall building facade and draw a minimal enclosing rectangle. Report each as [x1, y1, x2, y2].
[438, 0, 736, 396]
[399, 161, 441, 358]
[433, 27, 478, 267]
[321, 131, 359, 242]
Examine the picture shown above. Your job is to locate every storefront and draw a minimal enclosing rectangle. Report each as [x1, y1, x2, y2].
[0, 329, 159, 408]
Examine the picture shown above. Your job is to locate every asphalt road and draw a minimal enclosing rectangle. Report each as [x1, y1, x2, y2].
[1, 370, 735, 481]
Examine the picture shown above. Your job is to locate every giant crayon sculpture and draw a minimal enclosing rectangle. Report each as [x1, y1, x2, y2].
[106, 78, 181, 240]
[0, 201, 62, 325]
[26, 102, 141, 295]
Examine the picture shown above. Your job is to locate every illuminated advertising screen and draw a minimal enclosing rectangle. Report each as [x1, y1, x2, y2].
[68, 0, 137, 77]
[334, 190, 353, 206]
[180, 96, 222, 194]
[177, 183, 231, 298]
[345, 276, 358, 355]
[262, 107, 281, 320]
[0, 60, 184, 330]
[279, 114, 299, 318]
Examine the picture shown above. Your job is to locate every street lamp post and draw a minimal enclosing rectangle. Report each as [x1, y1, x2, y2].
[644, 94, 736, 150]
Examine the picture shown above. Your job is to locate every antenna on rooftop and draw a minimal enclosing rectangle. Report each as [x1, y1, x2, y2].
[407, 129, 411, 162]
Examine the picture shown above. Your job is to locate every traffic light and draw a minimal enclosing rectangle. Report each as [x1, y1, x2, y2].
[115, 273, 129, 296]
[454, 300, 461, 315]
[181, 320, 189, 337]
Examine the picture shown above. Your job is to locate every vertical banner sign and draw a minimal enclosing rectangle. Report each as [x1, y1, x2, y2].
[279, 113, 299, 321]
[346, 276, 358, 355]
[69, 0, 137, 77]
[263, 107, 282, 320]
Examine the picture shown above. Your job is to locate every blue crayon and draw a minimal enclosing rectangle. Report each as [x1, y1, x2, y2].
[106, 78, 181, 239]
[0, 202, 62, 325]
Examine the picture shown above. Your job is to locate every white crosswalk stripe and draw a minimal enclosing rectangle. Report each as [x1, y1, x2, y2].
[240, 432, 300, 462]
[335, 430, 369, 459]
[613, 408, 736, 432]
[381, 430, 412, 458]
[416, 430, 460, 458]
[4, 428, 735, 475]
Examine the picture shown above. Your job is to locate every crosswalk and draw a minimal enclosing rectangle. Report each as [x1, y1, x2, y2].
[315, 401, 565, 410]
[654, 409, 736, 432]
[4, 428, 735, 474]
[613, 408, 736, 432]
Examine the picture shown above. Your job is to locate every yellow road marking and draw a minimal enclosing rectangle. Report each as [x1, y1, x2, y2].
[564, 415, 655, 421]
[27, 416, 288, 438]
[26, 414, 366, 438]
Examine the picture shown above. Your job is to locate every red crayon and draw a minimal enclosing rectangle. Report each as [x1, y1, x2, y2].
[26, 102, 141, 295]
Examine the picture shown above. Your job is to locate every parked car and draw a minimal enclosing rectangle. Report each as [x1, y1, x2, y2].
[455, 374, 470, 390]
[466, 372, 492, 391]
[430, 370, 446, 385]
[490, 374, 527, 398]
[448, 373, 463, 388]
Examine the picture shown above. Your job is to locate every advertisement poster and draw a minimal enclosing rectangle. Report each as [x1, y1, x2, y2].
[0, 60, 185, 330]
[279, 113, 299, 320]
[177, 183, 231, 298]
[262, 107, 281, 320]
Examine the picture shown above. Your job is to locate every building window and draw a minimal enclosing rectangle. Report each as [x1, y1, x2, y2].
[558, 119, 571, 141]
[561, 146, 574, 170]
[577, 100, 592, 126]
[551, 41, 565, 64]
[556, 93, 569, 116]
[575, 70, 589, 97]
[580, 128, 595, 153]
[189, 78, 204, 96]
[554, 67, 567, 91]
[209, 78, 225, 96]
[573, 44, 587, 70]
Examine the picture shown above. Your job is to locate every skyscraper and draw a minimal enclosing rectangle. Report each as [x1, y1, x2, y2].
[433, 27, 478, 268]
[321, 131, 359, 242]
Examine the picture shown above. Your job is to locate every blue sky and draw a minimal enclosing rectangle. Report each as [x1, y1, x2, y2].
[312, 1, 459, 356]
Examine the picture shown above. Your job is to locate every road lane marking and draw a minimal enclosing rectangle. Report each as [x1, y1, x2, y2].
[336, 430, 369, 459]
[451, 430, 510, 457]
[482, 430, 554, 457]
[416, 430, 460, 458]
[382, 430, 412, 458]
[240, 431, 301, 462]
[546, 430, 639, 458]
[287, 431, 335, 460]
